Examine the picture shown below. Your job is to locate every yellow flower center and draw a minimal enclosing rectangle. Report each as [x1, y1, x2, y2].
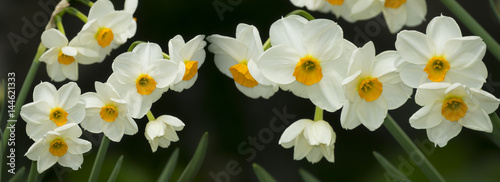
[182, 61, 199, 81]
[326, 0, 344, 5]
[384, 0, 406, 9]
[229, 61, 258, 88]
[358, 77, 383, 102]
[57, 50, 75, 65]
[49, 139, 68, 157]
[95, 27, 114, 48]
[49, 107, 68, 126]
[424, 56, 450, 82]
[441, 97, 468, 122]
[293, 56, 323, 86]
[100, 104, 118, 122]
[136, 74, 157, 95]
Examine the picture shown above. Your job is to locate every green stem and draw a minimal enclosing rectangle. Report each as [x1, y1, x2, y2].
[262, 39, 271, 51]
[89, 136, 110, 182]
[27, 161, 38, 182]
[162, 53, 170, 60]
[488, 0, 500, 24]
[55, 15, 65, 35]
[66, 7, 88, 23]
[440, 0, 500, 62]
[127, 41, 146, 52]
[486, 113, 500, 148]
[313, 106, 323, 121]
[383, 115, 445, 181]
[147, 111, 156, 121]
[75, 0, 94, 7]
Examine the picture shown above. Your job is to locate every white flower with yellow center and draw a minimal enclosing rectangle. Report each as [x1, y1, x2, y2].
[145, 115, 185, 152]
[20, 82, 86, 140]
[168, 35, 207, 92]
[376, 0, 427, 33]
[279, 119, 336, 163]
[78, 0, 136, 61]
[108, 43, 178, 119]
[257, 15, 356, 112]
[321, 0, 382, 22]
[39, 28, 99, 82]
[341, 42, 412, 131]
[25, 123, 91, 173]
[410, 83, 500, 147]
[80, 82, 138, 142]
[395, 15, 487, 88]
[207, 23, 278, 99]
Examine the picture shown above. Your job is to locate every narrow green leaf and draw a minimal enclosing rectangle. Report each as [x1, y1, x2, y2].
[176, 132, 209, 182]
[373, 151, 411, 182]
[157, 148, 180, 182]
[107, 155, 124, 182]
[252, 163, 277, 182]
[27, 161, 38, 182]
[298, 168, 320, 182]
[8, 166, 26, 182]
[89, 136, 110, 182]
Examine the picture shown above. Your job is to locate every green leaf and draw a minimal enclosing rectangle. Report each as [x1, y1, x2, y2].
[107, 155, 124, 182]
[298, 168, 320, 182]
[373, 151, 411, 182]
[89, 136, 110, 182]
[8, 166, 26, 182]
[157, 148, 180, 182]
[252, 163, 277, 182]
[176, 132, 209, 182]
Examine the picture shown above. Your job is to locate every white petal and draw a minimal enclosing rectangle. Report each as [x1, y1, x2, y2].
[25, 139, 44, 160]
[293, 134, 313, 160]
[396, 61, 427, 88]
[340, 100, 362, 130]
[159, 115, 185, 130]
[372, 50, 399, 78]
[443, 37, 486, 68]
[279, 119, 309, 145]
[112, 52, 142, 83]
[122, 115, 138, 135]
[56, 123, 82, 138]
[270, 15, 307, 55]
[21, 101, 51, 124]
[88, 0, 114, 20]
[356, 97, 388, 131]
[309, 120, 333, 145]
[305, 147, 323, 164]
[459, 104, 493, 132]
[180, 35, 206, 61]
[46, 62, 66, 82]
[145, 120, 165, 140]
[236, 24, 263, 60]
[37, 150, 58, 173]
[58, 82, 81, 109]
[102, 11, 133, 34]
[382, 82, 412, 110]
[41, 28, 67, 48]
[415, 83, 449, 105]
[61, 62, 78, 81]
[445, 60, 487, 89]
[350, 0, 382, 21]
[303, 19, 343, 61]
[234, 82, 278, 99]
[382, 6, 407, 34]
[427, 121, 462, 147]
[66, 101, 86, 124]
[405, 0, 427, 26]
[148, 59, 178, 88]
[102, 121, 125, 142]
[395, 30, 435, 65]
[409, 102, 443, 129]
[426, 15, 462, 53]
[257, 44, 300, 84]
[124, 0, 138, 14]
[58, 153, 83, 170]
[33, 82, 57, 105]
[26, 122, 56, 140]
[307, 72, 345, 112]
[81, 113, 104, 133]
[134, 43, 164, 64]
[66, 138, 92, 154]
[39, 48, 59, 64]
[469, 88, 500, 114]
[207, 35, 247, 62]
[280, 81, 309, 99]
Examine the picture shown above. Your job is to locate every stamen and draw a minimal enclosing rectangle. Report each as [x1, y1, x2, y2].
[358, 77, 383, 102]
[424, 56, 450, 82]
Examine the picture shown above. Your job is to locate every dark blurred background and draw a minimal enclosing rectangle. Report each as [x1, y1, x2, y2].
[1, 0, 500, 181]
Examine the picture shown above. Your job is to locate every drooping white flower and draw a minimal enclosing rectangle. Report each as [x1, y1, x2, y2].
[410, 83, 500, 147]
[108, 43, 178, 119]
[341, 42, 412, 131]
[78, 0, 136, 61]
[207, 23, 278, 99]
[257, 15, 356, 112]
[168, 35, 207, 92]
[20, 82, 86, 140]
[395, 15, 487, 88]
[80, 82, 138, 142]
[279, 119, 336, 163]
[378, 0, 427, 33]
[39, 28, 99, 82]
[145, 115, 185, 152]
[25, 123, 91, 173]
[289, 0, 382, 22]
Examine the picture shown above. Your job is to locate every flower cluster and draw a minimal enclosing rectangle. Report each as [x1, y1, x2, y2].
[21, 0, 207, 173]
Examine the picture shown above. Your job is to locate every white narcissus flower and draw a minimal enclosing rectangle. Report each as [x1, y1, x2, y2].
[145, 115, 185, 152]
[410, 83, 500, 147]
[39, 28, 99, 82]
[168, 35, 207, 92]
[257, 15, 356, 112]
[20, 82, 86, 140]
[395, 15, 487, 89]
[377, 0, 427, 33]
[81, 82, 138, 142]
[207, 23, 278, 99]
[25, 123, 91, 173]
[289, 0, 382, 22]
[78, 0, 136, 61]
[279, 119, 336, 163]
[108, 43, 178, 119]
[341, 42, 412, 131]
